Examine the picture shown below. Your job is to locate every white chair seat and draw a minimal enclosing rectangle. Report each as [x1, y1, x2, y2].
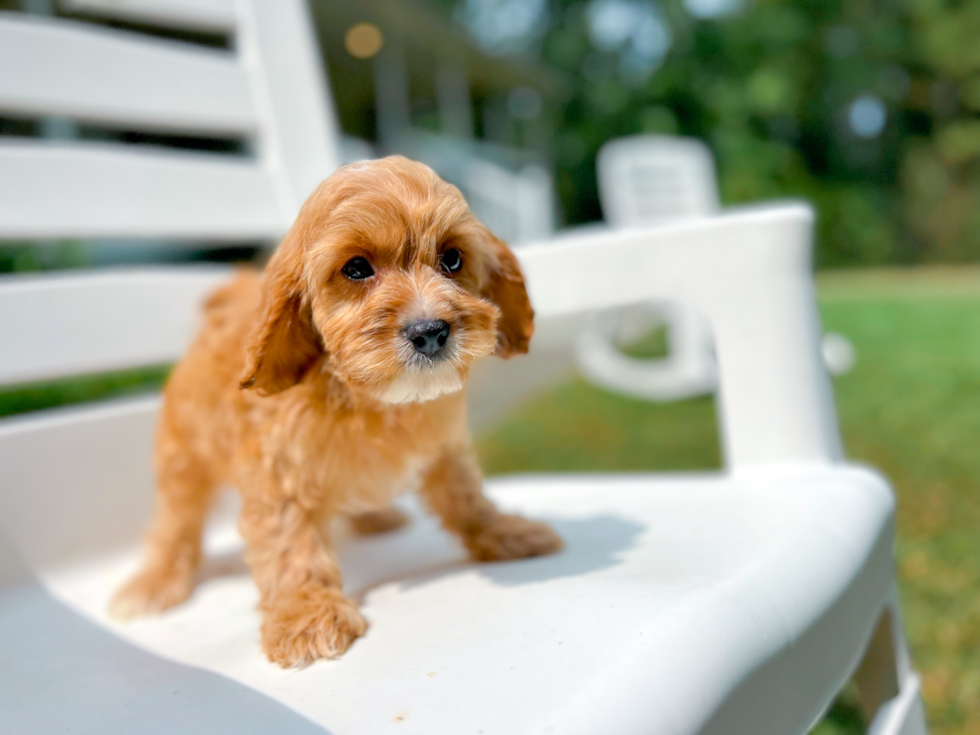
[41, 465, 895, 735]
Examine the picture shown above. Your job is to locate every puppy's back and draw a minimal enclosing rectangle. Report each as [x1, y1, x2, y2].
[201, 268, 263, 322]
[157, 270, 265, 466]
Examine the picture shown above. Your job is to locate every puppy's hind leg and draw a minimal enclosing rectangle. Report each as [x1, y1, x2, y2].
[110, 441, 216, 620]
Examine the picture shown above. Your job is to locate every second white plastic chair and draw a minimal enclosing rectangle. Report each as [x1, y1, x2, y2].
[579, 134, 854, 402]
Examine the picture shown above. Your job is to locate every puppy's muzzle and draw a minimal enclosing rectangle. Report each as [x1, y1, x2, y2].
[403, 319, 450, 358]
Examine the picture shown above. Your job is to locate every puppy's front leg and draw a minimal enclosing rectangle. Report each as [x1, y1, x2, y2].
[240, 495, 366, 667]
[420, 447, 563, 562]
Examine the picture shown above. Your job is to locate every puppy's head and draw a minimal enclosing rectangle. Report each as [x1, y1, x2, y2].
[239, 156, 533, 403]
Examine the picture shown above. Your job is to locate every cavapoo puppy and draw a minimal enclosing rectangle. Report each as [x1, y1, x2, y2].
[110, 156, 563, 667]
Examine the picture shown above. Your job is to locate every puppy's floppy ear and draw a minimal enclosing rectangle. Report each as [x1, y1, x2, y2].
[482, 229, 534, 358]
[239, 226, 322, 395]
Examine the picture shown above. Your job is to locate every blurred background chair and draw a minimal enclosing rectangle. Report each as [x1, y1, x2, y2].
[578, 134, 856, 403]
[0, 2, 926, 734]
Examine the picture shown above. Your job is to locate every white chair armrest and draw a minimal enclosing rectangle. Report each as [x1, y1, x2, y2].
[516, 203, 842, 472]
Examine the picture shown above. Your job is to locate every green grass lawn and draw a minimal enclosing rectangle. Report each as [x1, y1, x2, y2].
[478, 267, 980, 735]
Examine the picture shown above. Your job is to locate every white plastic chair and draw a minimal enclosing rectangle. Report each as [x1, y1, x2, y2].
[581, 135, 855, 402]
[0, 4, 926, 735]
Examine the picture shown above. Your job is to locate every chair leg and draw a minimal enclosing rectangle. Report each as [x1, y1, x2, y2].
[854, 596, 928, 735]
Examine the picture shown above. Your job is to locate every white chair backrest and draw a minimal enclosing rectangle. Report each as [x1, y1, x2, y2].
[0, 0, 340, 241]
[0, 0, 341, 568]
[0, 0, 343, 389]
[597, 135, 719, 228]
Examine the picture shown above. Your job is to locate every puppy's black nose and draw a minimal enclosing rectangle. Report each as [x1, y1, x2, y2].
[403, 319, 450, 357]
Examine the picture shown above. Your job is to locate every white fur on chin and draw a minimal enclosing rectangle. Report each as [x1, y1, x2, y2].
[378, 360, 464, 404]
[373, 329, 475, 404]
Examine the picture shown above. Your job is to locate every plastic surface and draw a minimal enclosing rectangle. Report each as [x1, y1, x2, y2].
[15, 468, 895, 735]
[0, 268, 228, 385]
[0, 538, 322, 735]
[0, 13, 255, 134]
[520, 205, 843, 470]
[60, 0, 237, 34]
[0, 0, 339, 240]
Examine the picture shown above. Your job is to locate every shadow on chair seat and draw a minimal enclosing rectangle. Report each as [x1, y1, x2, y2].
[0, 534, 327, 735]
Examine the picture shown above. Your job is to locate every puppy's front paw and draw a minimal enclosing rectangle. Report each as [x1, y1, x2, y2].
[262, 586, 367, 668]
[466, 514, 563, 562]
[109, 566, 193, 620]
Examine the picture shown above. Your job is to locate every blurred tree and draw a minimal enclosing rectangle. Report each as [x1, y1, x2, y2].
[431, 0, 980, 268]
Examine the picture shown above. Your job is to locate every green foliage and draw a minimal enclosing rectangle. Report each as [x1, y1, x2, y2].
[478, 267, 980, 734]
[0, 240, 92, 273]
[517, 0, 980, 267]
[0, 365, 171, 418]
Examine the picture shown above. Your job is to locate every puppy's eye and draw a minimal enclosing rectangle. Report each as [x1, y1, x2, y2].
[342, 256, 374, 280]
[440, 248, 463, 276]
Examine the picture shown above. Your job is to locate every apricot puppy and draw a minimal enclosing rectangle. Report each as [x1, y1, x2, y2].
[110, 156, 562, 667]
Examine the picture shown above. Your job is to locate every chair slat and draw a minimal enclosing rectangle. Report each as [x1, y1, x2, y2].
[240, 0, 342, 210]
[0, 268, 230, 386]
[0, 13, 254, 135]
[0, 141, 286, 239]
[60, 0, 236, 34]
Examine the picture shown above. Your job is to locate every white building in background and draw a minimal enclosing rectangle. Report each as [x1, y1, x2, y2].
[310, 0, 565, 244]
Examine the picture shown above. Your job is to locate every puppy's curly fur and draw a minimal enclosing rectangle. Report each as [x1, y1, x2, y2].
[110, 157, 562, 667]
